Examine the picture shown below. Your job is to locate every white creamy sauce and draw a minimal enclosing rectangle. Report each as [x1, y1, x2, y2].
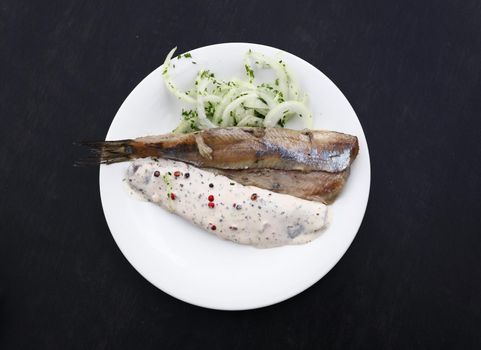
[126, 158, 329, 248]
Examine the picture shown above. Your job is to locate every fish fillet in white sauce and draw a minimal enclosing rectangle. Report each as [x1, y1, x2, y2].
[126, 158, 329, 248]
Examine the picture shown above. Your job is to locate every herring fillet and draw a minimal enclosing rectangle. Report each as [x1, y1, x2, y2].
[78, 127, 359, 173]
[126, 158, 329, 248]
[207, 168, 349, 204]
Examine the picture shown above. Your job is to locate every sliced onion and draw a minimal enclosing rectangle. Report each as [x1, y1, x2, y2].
[264, 101, 312, 128]
[196, 96, 217, 129]
[161, 48, 196, 104]
[221, 93, 258, 127]
[162, 48, 314, 132]
[237, 116, 264, 127]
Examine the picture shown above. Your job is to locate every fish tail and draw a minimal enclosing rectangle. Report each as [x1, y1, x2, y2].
[74, 139, 137, 166]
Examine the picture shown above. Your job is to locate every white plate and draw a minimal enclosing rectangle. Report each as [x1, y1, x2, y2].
[99, 43, 370, 310]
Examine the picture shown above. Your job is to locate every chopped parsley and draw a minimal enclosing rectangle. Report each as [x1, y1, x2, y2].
[178, 52, 193, 59]
[244, 64, 255, 79]
[254, 110, 266, 119]
[205, 101, 215, 119]
[200, 70, 215, 79]
[181, 109, 200, 131]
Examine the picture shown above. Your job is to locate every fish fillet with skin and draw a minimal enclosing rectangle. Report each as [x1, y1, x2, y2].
[80, 127, 359, 173]
[207, 168, 349, 204]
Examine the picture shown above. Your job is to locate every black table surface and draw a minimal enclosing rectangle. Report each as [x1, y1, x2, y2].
[1, 0, 481, 348]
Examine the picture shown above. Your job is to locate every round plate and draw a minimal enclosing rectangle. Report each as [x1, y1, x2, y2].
[99, 43, 370, 310]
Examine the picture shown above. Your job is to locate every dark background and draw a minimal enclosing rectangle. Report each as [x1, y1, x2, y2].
[1, 0, 480, 348]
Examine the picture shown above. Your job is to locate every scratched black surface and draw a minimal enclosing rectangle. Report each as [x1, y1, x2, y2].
[1, 0, 481, 349]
